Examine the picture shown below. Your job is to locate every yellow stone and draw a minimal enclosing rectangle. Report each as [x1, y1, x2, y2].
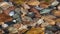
[26, 27, 45, 34]
[27, 1, 40, 6]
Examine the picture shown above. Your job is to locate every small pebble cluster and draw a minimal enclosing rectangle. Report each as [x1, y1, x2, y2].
[0, 0, 60, 34]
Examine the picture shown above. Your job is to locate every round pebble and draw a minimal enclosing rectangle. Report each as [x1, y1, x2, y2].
[9, 11, 15, 16]
[2, 24, 8, 28]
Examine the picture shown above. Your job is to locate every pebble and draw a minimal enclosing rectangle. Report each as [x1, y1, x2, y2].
[9, 11, 15, 16]
[2, 24, 8, 28]
[5, 21, 16, 26]
[13, 13, 20, 19]
[16, 18, 22, 23]
[45, 31, 54, 34]
[51, 0, 59, 6]
[22, 16, 32, 22]
[0, 2, 13, 10]
[27, 12, 35, 18]
[35, 6, 43, 10]
[8, 27, 18, 33]
[27, 0, 40, 6]
[36, 19, 44, 25]
[12, 20, 16, 23]
[52, 10, 60, 17]
[22, 3, 30, 9]
[40, 1, 50, 8]
[57, 5, 60, 10]
[56, 22, 60, 27]
[40, 8, 52, 14]
[15, 8, 21, 14]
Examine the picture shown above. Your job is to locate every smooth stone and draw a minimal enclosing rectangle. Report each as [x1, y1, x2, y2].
[40, 8, 52, 14]
[35, 6, 43, 10]
[51, 0, 59, 6]
[13, 13, 20, 19]
[27, 12, 35, 18]
[9, 11, 15, 16]
[2, 24, 8, 28]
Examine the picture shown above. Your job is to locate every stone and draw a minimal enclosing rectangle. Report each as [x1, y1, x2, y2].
[2, 24, 8, 28]
[27, 12, 35, 18]
[45, 31, 54, 34]
[13, 13, 20, 19]
[35, 6, 43, 10]
[0, 2, 13, 10]
[9, 11, 15, 16]
[51, 0, 59, 6]
[22, 3, 30, 9]
[0, 14, 12, 22]
[22, 16, 32, 22]
[8, 27, 18, 33]
[27, 0, 40, 6]
[36, 19, 44, 25]
[40, 8, 52, 14]
[16, 18, 22, 23]
[15, 8, 21, 14]
[57, 5, 60, 10]
[40, 1, 50, 8]
[52, 10, 60, 17]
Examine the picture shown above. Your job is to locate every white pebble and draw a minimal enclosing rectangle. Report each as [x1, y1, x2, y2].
[9, 11, 15, 16]
[2, 24, 8, 28]
[13, 20, 16, 22]
[51, 0, 59, 6]
[37, 19, 44, 25]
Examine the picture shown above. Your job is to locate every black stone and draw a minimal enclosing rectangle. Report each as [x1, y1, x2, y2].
[27, 26, 32, 30]
[0, 25, 2, 29]
[3, 29, 9, 34]
[46, 26, 58, 32]
[5, 21, 16, 26]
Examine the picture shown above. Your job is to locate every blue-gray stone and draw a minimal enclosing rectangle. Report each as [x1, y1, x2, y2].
[40, 8, 52, 14]
[27, 12, 35, 18]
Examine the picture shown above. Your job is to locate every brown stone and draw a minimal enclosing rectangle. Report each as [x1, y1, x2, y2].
[40, 1, 50, 8]
[30, 8, 41, 18]
[0, 14, 12, 22]
[52, 10, 60, 17]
